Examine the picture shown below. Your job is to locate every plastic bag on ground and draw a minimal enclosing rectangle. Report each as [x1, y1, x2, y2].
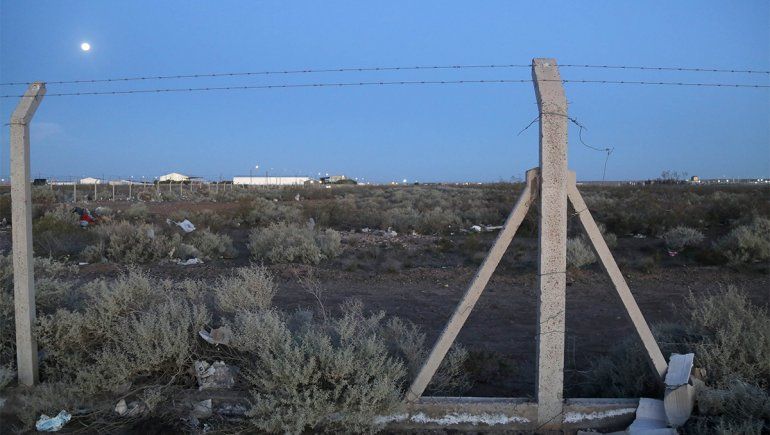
[35, 410, 71, 432]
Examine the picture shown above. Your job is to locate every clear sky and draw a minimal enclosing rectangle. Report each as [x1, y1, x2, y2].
[1, 1, 768, 182]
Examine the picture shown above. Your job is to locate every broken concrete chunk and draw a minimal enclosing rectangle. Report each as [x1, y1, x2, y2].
[198, 326, 232, 346]
[191, 399, 213, 419]
[665, 353, 694, 388]
[35, 410, 71, 432]
[114, 399, 148, 417]
[194, 360, 236, 390]
[627, 398, 676, 434]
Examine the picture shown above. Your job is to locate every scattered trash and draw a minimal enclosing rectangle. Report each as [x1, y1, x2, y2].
[664, 353, 696, 427]
[626, 398, 675, 434]
[667, 250, 678, 257]
[73, 207, 95, 228]
[194, 360, 236, 390]
[78, 262, 89, 266]
[485, 225, 504, 231]
[176, 258, 204, 266]
[470, 225, 482, 232]
[307, 217, 316, 231]
[176, 219, 196, 233]
[35, 410, 71, 432]
[295, 194, 301, 201]
[384, 227, 397, 237]
[191, 399, 213, 419]
[114, 399, 147, 417]
[199, 325, 233, 346]
[633, 233, 647, 239]
[361, 227, 371, 233]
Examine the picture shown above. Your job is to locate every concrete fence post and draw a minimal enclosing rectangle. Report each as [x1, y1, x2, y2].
[73, 182, 77, 203]
[532, 58, 568, 428]
[10, 82, 46, 386]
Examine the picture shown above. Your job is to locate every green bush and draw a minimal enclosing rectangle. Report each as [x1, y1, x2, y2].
[248, 223, 341, 264]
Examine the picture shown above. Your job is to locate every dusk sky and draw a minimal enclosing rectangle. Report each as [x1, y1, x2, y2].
[1, 1, 768, 182]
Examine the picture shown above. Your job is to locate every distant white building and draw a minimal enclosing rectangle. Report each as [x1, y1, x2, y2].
[159, 172, 190, 182]
[233, 176, 311, 186]
[79, 177, 102, 185]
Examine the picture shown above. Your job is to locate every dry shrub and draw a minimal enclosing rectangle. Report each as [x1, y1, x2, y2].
[567, 237, 596, 268]
[231, 303, 406, 433]
[215, 265, 278, 316]
[716, 217, 770, 265]
[686, 286, 770, 388]
[0, 255, 78, 365]
[581, 286, 769, 432]
[243, 197, 303, 226]
[92, 221, 173, 263]
[123, 203, 150, 221]
[381, 316, 470, 396]
[248, 223, 341, 264]
[688, 379, 770, 434]
[13, 271, 211, 430]
[663, 226, 705, 251]
[189, 229, 236, 259]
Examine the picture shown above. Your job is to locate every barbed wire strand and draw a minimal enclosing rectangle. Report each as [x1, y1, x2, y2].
[518, 112, 614, 181]
[1, 77, 769, 99]
[2, 62, 768, 87]
[0, 64, 531, 86]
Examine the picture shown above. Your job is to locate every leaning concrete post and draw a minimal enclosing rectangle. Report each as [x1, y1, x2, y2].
[10, 82, 46, 386]
[532, 58, 568, 428]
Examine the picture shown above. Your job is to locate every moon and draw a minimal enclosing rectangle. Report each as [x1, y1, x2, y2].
[80, 42, 91, 52]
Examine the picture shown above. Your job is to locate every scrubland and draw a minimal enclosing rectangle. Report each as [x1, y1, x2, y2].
[0, 182, 768, 433]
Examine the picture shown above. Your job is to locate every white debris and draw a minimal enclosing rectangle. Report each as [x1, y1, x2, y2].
[665, 353, 694, 388]
[176, 258, 204, 266]
[195, 360, 236, 390]
[35, 410, 71, 432]
[114, 399, 147, 417]
[384, 227, 397, 237]
[470, 225, 483, 232]
[361, 227, 371, 233]
[373, 413, 409, 425]
[563, 407, 636, 423]
[633, 233, 647, 239]
[307, 217, 316, 231]
[408, 412, 529, 425]
[191, 399, 213, 419]
[199, 326, 233, 346]
[78, 262, 89, 266]
[628, 398, 675, 433]
[176, 219, 196, 233]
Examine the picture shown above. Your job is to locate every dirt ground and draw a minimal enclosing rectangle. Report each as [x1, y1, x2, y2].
[1, 193, 768, 400]
[18, 223, 763, 399]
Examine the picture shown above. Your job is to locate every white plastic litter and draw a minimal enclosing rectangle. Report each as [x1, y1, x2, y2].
[176, 219, 196, 233]
[199, 326, 233, 346]
[177, 258, 204, 266]
[470, 225, 482, 232]
[35, 410, 71, 432]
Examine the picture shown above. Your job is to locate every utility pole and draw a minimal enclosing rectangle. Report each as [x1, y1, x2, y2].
[10, 82, 45, 386]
